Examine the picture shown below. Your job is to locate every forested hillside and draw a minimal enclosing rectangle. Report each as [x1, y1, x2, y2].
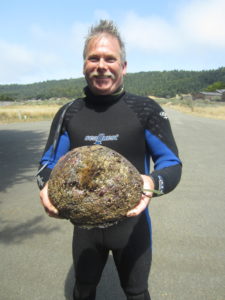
[0, 67, 225, 101]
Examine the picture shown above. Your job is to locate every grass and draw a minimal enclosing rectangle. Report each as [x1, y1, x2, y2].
[0, 104, 61, 123]
[164, 103, 225, 120]
[154, 96, 225, 120]
[0, 98, 225, 123]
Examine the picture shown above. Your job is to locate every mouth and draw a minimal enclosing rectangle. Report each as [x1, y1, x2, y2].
[95, 75, 111, 79]
[90, 72, 115, 80]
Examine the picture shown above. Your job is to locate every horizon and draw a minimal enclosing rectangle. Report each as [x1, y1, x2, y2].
[0, 66, 224, 86]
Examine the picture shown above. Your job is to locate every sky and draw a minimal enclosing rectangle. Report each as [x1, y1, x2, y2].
[0, 0, 225, 85]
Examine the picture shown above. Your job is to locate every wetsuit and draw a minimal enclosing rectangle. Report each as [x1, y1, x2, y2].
[37, 87, 182, 300]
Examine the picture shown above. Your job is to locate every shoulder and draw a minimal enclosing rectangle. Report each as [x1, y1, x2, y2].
[61, 97, 84, 116]
[63, 97, 84, 112]
[122, 92, 167, 127]
[60, 97, 85, 124]
[123, 92, 163, 113]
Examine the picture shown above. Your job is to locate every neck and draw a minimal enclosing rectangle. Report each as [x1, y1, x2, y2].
[84, 86, 125, 105]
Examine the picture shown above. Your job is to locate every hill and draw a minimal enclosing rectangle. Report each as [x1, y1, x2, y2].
[0, 67, 225, 101]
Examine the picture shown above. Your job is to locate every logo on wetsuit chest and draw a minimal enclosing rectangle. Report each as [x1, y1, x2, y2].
[84, 133, 119, 145]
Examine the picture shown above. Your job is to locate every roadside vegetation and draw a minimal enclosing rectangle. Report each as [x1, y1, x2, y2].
[0, 103, 61, 123]
[0, 96, 224, 124]
[0, 98, 67, 123]
[164, 101, 225, 120]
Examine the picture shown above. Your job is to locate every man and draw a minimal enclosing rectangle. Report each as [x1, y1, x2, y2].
[37, 20, 182, 300]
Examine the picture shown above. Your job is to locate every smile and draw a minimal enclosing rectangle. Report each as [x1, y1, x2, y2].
[90, 72, 115, 80]
[96, 75, 110, 78]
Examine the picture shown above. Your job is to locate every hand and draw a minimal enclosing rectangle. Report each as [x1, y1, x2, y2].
[127, 175, 155, 217]
[40, 182, 59, 218]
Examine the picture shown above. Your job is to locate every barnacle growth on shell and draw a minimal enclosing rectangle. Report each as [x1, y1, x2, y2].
[48, 145, 143, 229]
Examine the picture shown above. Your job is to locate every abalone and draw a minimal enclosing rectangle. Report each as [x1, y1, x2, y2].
[48, 145, 143, 228]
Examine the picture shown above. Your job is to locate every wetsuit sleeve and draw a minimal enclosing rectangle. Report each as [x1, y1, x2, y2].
[36, 105, 70, 190]
[145, 102, 182, 195]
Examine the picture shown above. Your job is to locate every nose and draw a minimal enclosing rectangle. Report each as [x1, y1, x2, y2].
[97, 58, 107, 70]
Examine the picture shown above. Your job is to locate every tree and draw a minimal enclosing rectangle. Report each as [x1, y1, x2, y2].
[205, 81, 225, 92]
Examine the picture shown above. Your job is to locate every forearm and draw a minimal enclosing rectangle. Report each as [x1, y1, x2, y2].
[150, 163, 182, 196]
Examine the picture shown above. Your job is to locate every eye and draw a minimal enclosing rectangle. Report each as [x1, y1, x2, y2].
[106, 56, 116, 63]
[88, 56, 99, 62]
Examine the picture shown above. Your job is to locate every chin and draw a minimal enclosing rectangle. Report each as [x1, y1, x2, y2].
[95, 90, 111, 96]
[93, 86, 113, 95]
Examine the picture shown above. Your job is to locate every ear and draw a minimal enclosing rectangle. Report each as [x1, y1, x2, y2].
[122, 61, 127, 75]
[83, 63, 86, 76]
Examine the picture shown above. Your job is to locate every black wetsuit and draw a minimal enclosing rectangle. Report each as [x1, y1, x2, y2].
[37, 87, 182, 300]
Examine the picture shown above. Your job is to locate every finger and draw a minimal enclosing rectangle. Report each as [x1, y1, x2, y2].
[47, 202, 58, 215]
[127, 195, 150, 217]
[40, 197, 59, 216]
[141, 175, 155, 197]
[45, 203, 58, 215]
[40, 184, 59, 215]
[44, 206, 59, 218]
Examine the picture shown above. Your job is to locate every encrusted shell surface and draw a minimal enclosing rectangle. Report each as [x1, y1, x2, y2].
[48, 145, 143, 228]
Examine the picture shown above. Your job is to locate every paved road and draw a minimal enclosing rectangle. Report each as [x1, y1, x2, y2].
[0, 109, 225, 300]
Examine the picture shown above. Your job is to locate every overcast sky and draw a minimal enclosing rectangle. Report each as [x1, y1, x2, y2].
[0, 0, 225, 84]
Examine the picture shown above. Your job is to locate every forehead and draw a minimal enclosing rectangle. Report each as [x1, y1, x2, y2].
[86, 34, 121, 55]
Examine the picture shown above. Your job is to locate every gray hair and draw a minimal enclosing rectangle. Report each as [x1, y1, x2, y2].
[83, 20, 126, 62]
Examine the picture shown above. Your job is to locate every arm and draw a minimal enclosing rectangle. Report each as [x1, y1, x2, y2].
[144, 105, 182, 195]
[36, 105, 71, 190]
[127, 103, 182, 217]
[37, 105, 71, 217]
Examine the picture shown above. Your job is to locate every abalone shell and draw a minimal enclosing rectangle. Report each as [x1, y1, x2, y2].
[48, 145, 143, 228]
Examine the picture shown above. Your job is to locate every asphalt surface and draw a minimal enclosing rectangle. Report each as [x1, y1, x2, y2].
[0, 108, 225, 300]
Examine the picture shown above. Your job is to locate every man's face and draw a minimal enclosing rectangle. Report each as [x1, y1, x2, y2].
[83, 34, 127, 95]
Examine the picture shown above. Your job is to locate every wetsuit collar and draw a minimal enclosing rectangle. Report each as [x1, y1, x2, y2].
[84, 86, 125, 105]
